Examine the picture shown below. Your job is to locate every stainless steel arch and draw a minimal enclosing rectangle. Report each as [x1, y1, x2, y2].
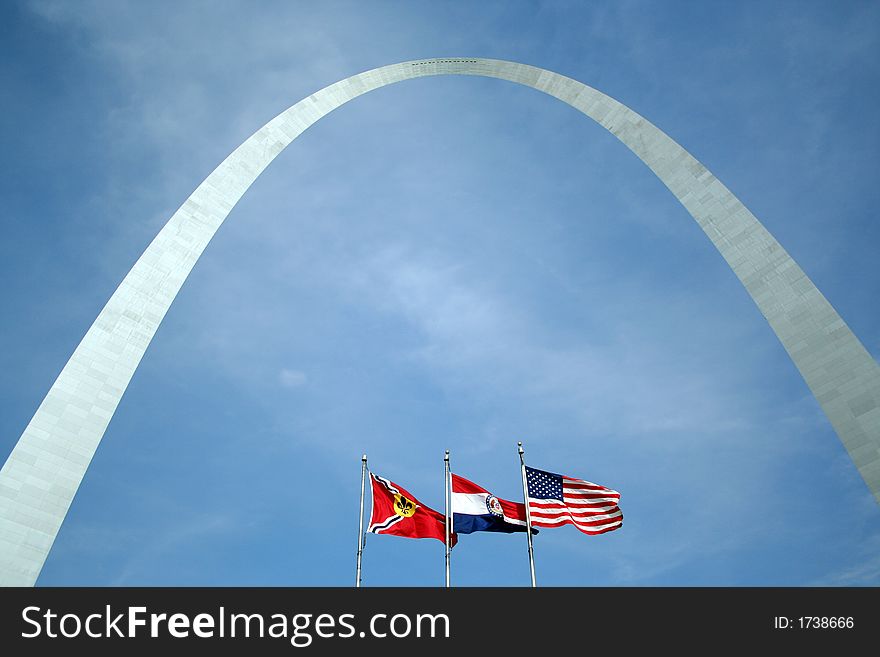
[1, 58, 878, 586]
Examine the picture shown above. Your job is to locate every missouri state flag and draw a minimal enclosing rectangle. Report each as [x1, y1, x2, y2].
[451, 473, 534, 534]
[368, 473, 457, 546]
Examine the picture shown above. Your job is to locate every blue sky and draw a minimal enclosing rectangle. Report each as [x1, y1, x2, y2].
[1, 0, 879, 586]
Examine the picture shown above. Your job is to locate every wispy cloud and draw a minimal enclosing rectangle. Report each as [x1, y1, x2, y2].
[279, 368, 308, 388]
[110, 512, 243, 586]
[813, 553, 880, 586]
[349, 244, 760, 439]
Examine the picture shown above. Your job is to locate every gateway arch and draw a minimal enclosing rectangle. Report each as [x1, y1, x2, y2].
[1, 58, 878, 586]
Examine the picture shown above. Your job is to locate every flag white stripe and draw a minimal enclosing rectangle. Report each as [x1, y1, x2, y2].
[530, 520, 622, 534]
[563, 491, 620, 501]
[531, 520, 622, 532]
[530, 510, 623, 524]
[563, 482, 618, 490]
[529, 503, 619, 514]
[451, 491, 489, 516]
[529, 506, 621, 517]
[532, 511, 623, 523]
[370, 514, 405, 533]
[530, 509, 620, 519]
[530, 498, 619, 509]
[563, 493, 619, 502]
[563, 476, 617, 487]
[535, 494, 618, 502]
[373, 474, 399, 495]
[574, 521, 622, 533]
[563, 484, 619, 493]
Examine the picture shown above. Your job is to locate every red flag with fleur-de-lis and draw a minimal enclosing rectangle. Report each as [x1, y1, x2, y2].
[367, 472, 457, 546]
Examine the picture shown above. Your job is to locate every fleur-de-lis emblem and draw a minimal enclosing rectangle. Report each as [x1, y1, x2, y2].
[393, 493, 417, 517]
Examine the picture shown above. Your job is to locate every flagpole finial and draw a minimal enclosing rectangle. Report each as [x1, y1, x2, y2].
[518, 441, 524, 454]
[444, 449, 449, 461]
[362, 454, 367, 463]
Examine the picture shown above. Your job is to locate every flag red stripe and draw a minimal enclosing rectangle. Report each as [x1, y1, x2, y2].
[574, 521, 622, 535]
[498, 497, 528, 522]
[565, 502, 619, 509]
[529, 504, 620, 513]
[530, 509, 622, 522]
[530, 519, 621, 531]
[563, 481, 617, 492]
[564, 494, 620, 503]
[564, 491, 620, 501]
[530, 508, 621, 519]
[529, 498, 617, 509]
[532, 496, 619, 504]
[564, 496, 620, 504]
[561, 492, 620, 500]
[450, 473, 490, 496]
[529, 517, 623, 535]
[529, 508, 621, 518]
[530, 519, 623, 531]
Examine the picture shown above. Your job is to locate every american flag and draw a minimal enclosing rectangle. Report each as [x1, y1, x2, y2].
[525, 466, 622, 535]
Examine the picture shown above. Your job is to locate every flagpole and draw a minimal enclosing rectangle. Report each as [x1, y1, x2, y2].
[518, 441, 537, 587]
[444, 449, 451, 588]
[356, 453, 367, 588]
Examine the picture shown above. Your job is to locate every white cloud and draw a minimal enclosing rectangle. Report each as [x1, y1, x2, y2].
[278, 368, 308, 388]
[348, 244, 755, 439]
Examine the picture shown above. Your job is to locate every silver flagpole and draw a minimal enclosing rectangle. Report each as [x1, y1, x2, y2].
[444, 449, 451, 588]
[518, 442, 537, 587]
[356, 454, 367, 587]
